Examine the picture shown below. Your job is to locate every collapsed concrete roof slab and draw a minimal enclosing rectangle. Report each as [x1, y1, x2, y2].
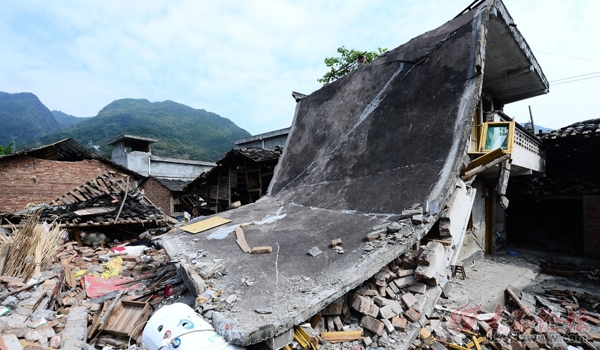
[161, 0, 544, 346]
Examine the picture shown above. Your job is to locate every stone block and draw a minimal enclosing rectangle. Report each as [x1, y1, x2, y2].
[360, 315, 384, 335]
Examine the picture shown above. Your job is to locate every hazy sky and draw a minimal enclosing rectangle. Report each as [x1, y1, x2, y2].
[2, 1, 599, 135]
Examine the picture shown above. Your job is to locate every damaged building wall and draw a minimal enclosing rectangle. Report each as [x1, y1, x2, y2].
[507, 119, 600, 259]
[140, 177, 173, 216]
[0, 156, 126, 213]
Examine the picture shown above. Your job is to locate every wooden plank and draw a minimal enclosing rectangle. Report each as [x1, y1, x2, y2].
[82, 183, 102, 197]
[251, 246, 272, 254]
[235, 227, 251, 253]
[64, 266, 76, 289]
[321, 330, 363, 343]
[461, 148, 505, 175]
[74, 207, 116, 216]
[181, 217, 232, 234]
[103, 300, 152, 338]
[69, 190, 87, 202]
[505, 288, 535, 320]
[461, 154, 511, 181]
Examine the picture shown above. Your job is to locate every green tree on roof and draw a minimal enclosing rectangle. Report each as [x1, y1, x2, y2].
[0, 142, 14, 155]
[318, 46, 387, 84]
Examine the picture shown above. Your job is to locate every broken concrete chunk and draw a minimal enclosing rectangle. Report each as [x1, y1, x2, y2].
[382, 318, 395, 332]
[307, 247, 322, 256]
[401, 207, 423, 219]
[387, 222, 402, 232]
[411, 214, 424, 224]
[366, 229, 386, 241]
[332, 246, 345, 254]
[254, 306, 273, 314]
[379, 304, 398, 319]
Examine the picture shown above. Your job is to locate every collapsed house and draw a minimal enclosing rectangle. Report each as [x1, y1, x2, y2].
[107, 134, 217, 218]
[159, 0, 549, 347]
[183, 147, 283, 215]
[0, 171, 174, 231]
[507, 119, 600, 260]
[139, 177, 194, 217]
[0, 138, 141, 214]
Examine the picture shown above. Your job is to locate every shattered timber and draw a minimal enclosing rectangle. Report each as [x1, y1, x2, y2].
[1, 0, 600, 349]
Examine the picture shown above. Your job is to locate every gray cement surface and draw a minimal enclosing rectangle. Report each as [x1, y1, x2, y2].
[161, 3, 490, 346]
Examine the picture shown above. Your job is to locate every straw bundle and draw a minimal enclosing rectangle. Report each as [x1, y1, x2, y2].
[0, 210, 66, 280]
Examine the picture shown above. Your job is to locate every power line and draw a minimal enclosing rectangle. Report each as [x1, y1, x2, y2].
[550, 70, 600, 83]
[536, 50, 600, 64]
[552, 74, 600, 86]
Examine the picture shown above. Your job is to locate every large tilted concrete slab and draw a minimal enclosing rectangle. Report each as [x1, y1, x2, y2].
[161, 4, 493, 347]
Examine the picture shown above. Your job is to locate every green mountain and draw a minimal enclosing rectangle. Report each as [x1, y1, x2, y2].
[32, 98, 251, 162]
[52, 110, 86, 129]
[0, 92, 60, 147]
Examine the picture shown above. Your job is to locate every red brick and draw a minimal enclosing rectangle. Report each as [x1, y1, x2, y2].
[0, 156, 126, 213]
[404, 308, 421, 323]
[360, 315, 384, 335]
[391, 316, 407, 330]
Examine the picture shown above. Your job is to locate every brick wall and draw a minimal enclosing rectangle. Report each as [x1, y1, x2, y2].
[140, 177, 173, 215]
[584, 196, 600, 260]
[0, 155, 124, 213]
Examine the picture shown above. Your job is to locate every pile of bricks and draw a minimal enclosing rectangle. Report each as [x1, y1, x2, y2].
[0, 231, 182, 349]
[300, 247, 442, 348]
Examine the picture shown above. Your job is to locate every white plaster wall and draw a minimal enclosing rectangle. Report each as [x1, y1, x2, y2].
[127, 151, 151, 177]
[110, 142, 128, 168]
[150, 161, 212, 180]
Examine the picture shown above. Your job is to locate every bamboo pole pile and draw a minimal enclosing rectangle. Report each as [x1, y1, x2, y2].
[0, 210, 66, 280]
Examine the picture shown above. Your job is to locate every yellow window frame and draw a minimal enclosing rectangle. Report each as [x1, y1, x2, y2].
[478, 121, 515, 154]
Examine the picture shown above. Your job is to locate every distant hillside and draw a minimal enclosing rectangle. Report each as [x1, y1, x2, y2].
[52, 110, 85, 129]
[32, 98, 251, 162]
[0, 92, 60, 146]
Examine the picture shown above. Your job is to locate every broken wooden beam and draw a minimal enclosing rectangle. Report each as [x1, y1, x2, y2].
[505, 288, 535, 320]
[321, 330, 363, 343]
[251, 246, 272, 254]
[235, 227, 251, 253]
